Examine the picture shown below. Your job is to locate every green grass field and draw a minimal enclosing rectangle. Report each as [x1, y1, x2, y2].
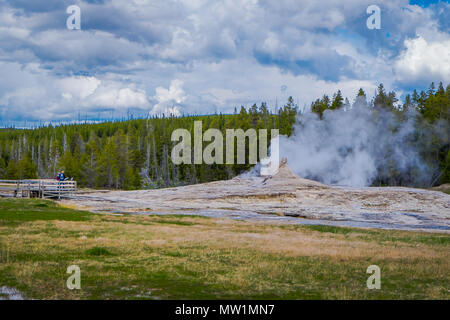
[0, 198, 449, 300]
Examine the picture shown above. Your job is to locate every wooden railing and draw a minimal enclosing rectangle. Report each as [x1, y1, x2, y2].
[0, 179, 77, 199]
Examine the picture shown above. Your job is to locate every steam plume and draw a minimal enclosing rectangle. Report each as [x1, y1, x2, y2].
[279, 103, 442, 187]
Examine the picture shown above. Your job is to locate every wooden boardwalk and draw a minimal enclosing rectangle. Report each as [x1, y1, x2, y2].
[0, 179, 77, 199]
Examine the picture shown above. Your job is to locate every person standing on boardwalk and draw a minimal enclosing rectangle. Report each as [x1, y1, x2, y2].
[59, 170, 67, 181]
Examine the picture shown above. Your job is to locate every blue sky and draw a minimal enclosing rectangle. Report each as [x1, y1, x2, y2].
[0, 0, 448, 124]
[410, 0, 441, 7]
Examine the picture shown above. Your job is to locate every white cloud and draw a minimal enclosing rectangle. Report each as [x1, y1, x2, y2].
[154, 79, 186, 104]
[395, 35, 450, 84]
[60, 76, 101, 100]
[59, 75, 150, 110]
[0, 0, 447, 123]
[90, 86, 149, 109]
[0, 62, 151, 121]
[150, 79, 186, 116]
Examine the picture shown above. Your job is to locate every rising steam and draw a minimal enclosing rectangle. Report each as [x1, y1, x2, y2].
[279, 103, 442, 187]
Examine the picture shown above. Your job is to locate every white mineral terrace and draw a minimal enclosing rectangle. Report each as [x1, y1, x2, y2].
[62, 163, 450, 232]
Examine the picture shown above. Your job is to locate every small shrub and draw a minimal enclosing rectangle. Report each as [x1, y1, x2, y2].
[86, 247, 112, 256]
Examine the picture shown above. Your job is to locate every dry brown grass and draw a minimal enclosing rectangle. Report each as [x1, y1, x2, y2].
[0, 200, 449, 299]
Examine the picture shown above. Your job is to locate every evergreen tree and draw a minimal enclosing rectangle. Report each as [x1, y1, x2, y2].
[311, 95, 330, 119]
[330, 90, 344, 110]
[373, 84, 398, 110]
[0, 157, 6, 178]
[279, 97, 297, 136]
[354, 88, 368, 107]
[17, 153, 37, 179]
[6, 160, 19, 179]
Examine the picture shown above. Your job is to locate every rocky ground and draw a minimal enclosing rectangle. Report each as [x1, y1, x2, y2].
[62, 163, 450, 232]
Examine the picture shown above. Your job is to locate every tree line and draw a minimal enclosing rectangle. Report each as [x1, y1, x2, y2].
[0, 101, 296, 189]
[0, 82, 448, 189]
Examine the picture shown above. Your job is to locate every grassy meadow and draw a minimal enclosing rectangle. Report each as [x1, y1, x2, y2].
[0, 198, 449, 300]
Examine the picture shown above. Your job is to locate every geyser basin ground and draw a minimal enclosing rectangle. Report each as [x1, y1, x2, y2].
[62, 164, 450, 232]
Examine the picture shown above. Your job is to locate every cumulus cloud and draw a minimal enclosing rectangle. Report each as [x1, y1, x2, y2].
[89, 86, 149, 109]
[395, 35, 450, 85]
[57, 76, 151, 111]
[0, 0, 447, 123]
[150, 79, 186, 116]
[0, 62, 150, 121]
[60, 76, 101, 100]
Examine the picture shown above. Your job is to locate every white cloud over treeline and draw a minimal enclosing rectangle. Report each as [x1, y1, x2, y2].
[0, 0, 448, 122]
